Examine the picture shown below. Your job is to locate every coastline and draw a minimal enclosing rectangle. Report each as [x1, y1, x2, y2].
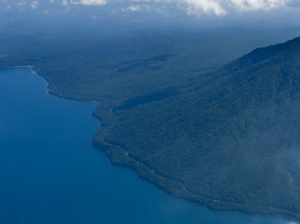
[11, 65, 103, 104]
[91, 105, 300, 222]
[92, 134, 300, 222]
[2, 65, 300, 222]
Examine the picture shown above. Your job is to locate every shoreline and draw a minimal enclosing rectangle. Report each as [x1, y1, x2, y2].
[8, 65, 103, 104]
[91, 104, 300, 222]
[92, 136, 300, 222]
[2, 65, 299, 222]
[38, 63, 300, 222]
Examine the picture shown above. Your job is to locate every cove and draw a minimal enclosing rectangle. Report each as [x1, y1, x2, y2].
[0, 67, 298, 224]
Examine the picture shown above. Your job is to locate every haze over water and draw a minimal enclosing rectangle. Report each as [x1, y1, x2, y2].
[0, 67, 297, 224]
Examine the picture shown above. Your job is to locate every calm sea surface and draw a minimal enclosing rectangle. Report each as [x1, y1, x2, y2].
[0, 67, 298, 224]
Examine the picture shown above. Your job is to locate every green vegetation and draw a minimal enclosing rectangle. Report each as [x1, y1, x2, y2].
[1, 25, 300, 220]
[94, 37, 300, 220]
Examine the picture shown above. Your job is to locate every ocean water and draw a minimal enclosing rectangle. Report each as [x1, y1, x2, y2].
[0, 67, 298, 224]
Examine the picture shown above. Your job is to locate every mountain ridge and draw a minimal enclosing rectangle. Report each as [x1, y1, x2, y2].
[93, 36, 300, 220]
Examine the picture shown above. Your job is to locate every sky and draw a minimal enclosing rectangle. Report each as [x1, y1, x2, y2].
[1, 0, 300, 17]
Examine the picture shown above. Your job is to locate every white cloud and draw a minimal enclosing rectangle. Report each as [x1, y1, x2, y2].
[116, 0, 295, 16]
[31, 0, 38, 8]
[174, 0, 294, 16]
[70, 0, 107, 5]
[122, 5, 142, 11]
[16, 2, 27, 6]
[228, 0, 289, 11]
[121, 4, 157, 11]
[61, 0, 68, 6]
[177, 0, 227, 16]
[39, 9, 51, 14]
[4, 0, 300, 17]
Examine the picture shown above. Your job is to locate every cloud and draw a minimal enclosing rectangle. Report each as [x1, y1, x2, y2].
[176, 0, 227, 16]
[61, 0, 68, 6]
[120, 4, 156, 11]
[228, 0, 288, 11]
[118, 0, 227, 15]
[115, 0, 296, 16]
[70, 0, 107, 5]
[4, 0, 300, 17]
[174, 0, 294, 16]
[122, 5, 142, 11]
[16, 2, 27, 6]
[39, 9, 51, 14]
[31, 0, 38, 8]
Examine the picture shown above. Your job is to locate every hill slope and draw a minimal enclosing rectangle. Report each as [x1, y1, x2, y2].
[94, 36, 300, 219]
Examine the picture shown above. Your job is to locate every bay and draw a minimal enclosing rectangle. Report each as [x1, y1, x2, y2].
[0, 67, 298, 224]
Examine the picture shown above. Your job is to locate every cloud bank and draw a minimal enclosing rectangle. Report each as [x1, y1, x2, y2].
[3, 0, 300, 16]
[70, 0, 107, 5]
[229, 0, 288, 11]
[67, 0, 296, 15]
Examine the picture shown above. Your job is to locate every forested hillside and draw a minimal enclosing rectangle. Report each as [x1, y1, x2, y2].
[94, 36, 300, 219]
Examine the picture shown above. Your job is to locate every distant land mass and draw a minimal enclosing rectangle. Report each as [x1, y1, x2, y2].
[1, 28, 300, 220]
